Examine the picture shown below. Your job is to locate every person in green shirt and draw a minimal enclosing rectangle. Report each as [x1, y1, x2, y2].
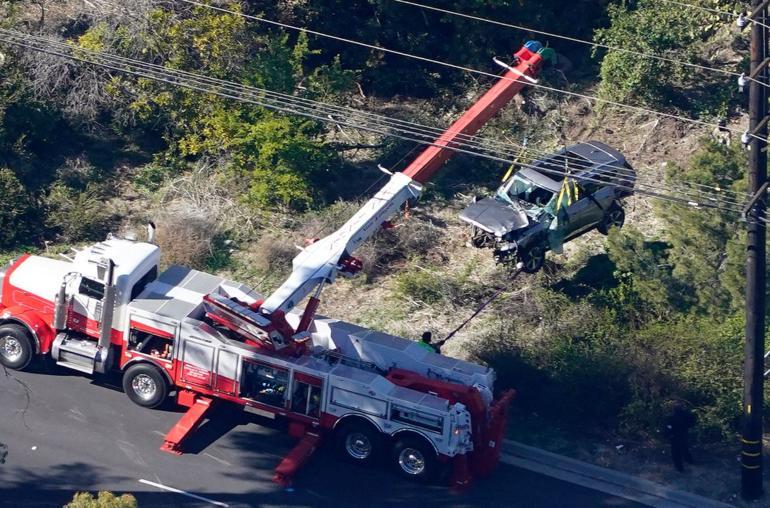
[417, 331, 439, 353]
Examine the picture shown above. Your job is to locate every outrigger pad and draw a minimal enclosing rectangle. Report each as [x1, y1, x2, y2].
[160, 395, 215, 455]
[273, 432, 323, 488]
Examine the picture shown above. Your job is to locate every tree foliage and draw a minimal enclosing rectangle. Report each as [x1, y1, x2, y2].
[0, 167, 36, 248]
[595, 0, 734, 113]
[65, 492, 137, 508]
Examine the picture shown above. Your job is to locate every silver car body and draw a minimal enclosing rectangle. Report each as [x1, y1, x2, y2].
[460, 141, 635, 263]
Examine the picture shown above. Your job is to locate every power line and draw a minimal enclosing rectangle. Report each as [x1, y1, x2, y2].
[177, 0, 758, 140]
[0, 29, 757, 219]
[659, 0, 770, 31]
[2, 26, 745, 208]
[395, 0, 751, 81]
[1, 28, 750, 214]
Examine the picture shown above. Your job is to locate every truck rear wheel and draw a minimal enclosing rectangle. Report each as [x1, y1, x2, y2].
[123, 363, 168, 409]
[335, 419, 382, 467]
[392, 434, 437, 482]
[0, 324, 34, 371]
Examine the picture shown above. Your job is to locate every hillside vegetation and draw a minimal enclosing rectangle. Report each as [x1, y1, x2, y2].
[0, 0, 766, 465]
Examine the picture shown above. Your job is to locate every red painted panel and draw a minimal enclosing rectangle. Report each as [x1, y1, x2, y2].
[181, 362, 212, 388]
[215, 375, 238, 396]
[293, 372, 322, 386]
[1, 254, 30, 309]
[130, 320, 174, 339]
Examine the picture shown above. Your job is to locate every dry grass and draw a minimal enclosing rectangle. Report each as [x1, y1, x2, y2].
[153, 214, 219, 269]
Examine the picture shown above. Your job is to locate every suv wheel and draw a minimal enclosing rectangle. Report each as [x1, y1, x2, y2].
[519, 245, 545, 273]
[598, 205, 625, 235]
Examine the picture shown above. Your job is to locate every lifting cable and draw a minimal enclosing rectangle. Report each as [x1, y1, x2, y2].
[435, 268, 523, 349]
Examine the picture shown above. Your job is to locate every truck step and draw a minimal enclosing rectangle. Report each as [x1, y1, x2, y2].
[55, 359, 95, 375]
[52, 333, 99, 375]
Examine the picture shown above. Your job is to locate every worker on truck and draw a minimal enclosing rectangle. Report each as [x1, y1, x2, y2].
[418, 331, 440, 353]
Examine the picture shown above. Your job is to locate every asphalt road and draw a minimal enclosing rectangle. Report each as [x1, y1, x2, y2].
[0, 364, 644, 507]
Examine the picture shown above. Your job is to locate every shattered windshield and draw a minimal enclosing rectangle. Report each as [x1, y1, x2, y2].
[497, 173, 555, 212]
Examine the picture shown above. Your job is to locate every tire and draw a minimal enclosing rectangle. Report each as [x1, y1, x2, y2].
[519, 245, 546, 273]
[0, 324, 34, 371]
[598, 205, 625, 235]
[123, 363, 169, 409]
[392, 434, 438, 483]
[335, 419, 382, 467]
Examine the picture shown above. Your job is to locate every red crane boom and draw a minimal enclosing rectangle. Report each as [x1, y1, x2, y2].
[403, 43, 544, 184]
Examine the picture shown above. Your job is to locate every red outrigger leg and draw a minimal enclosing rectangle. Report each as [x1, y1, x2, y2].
[273, 432, 323, 487]
[160, 391, 216, 455]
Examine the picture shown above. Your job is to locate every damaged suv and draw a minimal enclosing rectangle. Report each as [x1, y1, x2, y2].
[460, 141, 635, 273]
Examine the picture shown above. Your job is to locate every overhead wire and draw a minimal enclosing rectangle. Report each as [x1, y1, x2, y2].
[0, 28, 752, 216]
[658, 0, 770, 30]
[395, 0, 752, 82]
[0, 28, 759, 220]
[177, 0, 759, 141]
[166, 2, 753, 204]
[0, 26, 744, 209]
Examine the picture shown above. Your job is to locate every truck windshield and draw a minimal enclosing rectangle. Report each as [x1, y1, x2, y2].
[497, 174, 554, 210]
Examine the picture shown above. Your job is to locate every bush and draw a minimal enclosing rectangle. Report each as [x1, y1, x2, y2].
[394, 268, 447, 306]
[65, 492, 137, 508]
[594, 0, 727, 111]
[154, 214, 220, 270]
[0, 167, 36, 248]
[45, 182, 114, 242]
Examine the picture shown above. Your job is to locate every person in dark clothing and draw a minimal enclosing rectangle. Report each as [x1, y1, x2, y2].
[665, 405, 697, 472]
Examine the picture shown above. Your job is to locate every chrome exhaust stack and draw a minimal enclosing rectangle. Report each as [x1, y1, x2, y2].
[94, 259, 116, 374]
[52, 278, 69, 330]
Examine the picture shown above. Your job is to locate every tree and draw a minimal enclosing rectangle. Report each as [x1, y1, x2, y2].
[65, 492, 137, 508]
[0, 167, 36, 248]
[594, 0, 731, 113]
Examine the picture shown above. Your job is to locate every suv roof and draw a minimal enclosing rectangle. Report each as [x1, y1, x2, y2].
[519, 141, 634, 191]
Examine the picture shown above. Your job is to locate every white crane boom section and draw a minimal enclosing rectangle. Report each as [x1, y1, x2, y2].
[261, 172, 422, 314]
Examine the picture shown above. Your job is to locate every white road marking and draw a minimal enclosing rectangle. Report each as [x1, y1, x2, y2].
[138, 479, 229, 507]
[30, 446, 37, 451]
[204, 452, 232, 467]
[68, 408, 87, 423]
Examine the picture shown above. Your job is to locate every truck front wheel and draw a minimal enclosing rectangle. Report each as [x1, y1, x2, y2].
[123, 363, 169, 409]
[0, 324, 34, 371]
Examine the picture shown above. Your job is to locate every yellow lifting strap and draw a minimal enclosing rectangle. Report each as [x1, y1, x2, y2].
[502, 163, 517, 183]
[556, 177, 580, 212]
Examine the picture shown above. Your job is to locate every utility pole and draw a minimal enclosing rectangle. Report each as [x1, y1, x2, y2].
[743, 0, 769, 500]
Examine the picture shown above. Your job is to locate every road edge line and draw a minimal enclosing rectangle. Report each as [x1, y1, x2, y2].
[500, 440, 735, 508]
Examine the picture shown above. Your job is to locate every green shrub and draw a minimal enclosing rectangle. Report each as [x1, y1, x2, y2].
[45, 183, 114, 242]
[594, 0, 724, 110]
[394, 268, 446, 306]
[0, 167, 36, 248]
[65, 491, 137, 508]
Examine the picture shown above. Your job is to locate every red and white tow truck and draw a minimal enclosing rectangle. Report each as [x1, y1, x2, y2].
[0, 41, 544, 487]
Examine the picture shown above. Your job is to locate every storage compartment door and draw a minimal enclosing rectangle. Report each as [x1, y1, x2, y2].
[180, 340, 214, 389]
[215, 349, 239, 396]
